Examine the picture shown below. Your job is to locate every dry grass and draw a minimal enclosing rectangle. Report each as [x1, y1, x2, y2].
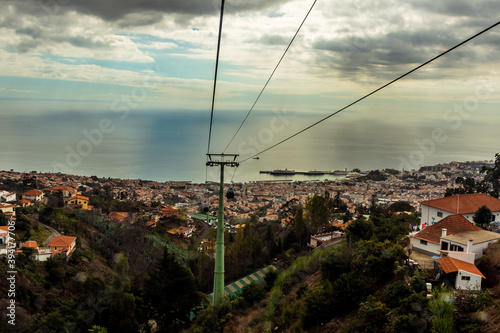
[481, 302, 500, 333]
[485, 241, 500, 267]
[223, 305, 267, 333]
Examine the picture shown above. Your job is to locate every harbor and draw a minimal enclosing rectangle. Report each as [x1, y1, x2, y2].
[259, 169, 349, 176]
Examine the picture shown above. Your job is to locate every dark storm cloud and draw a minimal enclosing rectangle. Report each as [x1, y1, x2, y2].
[6, 0, 293, 23]
[311, 23, 497, 81]
[411, 0, 499, 18]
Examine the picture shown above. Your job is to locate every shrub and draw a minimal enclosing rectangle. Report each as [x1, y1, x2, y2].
[239, 282, 266, 305]
[385, 280, 411, 308]
[358, 297, 390, 332]
[410, 273, 427, 293]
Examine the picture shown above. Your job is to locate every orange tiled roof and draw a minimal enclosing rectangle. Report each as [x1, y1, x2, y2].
[162, 206, 179, 212]
[413, 214, 481, 244]
[68, 195, 89, 201]
[22, 189, 43, 196]
[437, 256, 485, 278]
[50, 185, 76, 192]
[420, 193, 500, 214]
[0, 203, 15, 208]
[0, 226, 9, 234]
[18, 199, 31, 204]
[22, 241, 38, 249]
[48, 236, 76, 248]
[108, 212, 129, 221]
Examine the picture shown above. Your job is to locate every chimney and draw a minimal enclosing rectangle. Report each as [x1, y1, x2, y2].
[442, 228, 447, 237]
[467, 238, 473, 253]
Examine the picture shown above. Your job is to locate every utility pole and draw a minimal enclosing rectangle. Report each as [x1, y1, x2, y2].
[206, 153, 238, 304]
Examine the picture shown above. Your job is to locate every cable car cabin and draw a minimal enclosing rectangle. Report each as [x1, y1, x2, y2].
[226, 189, 235, 199]
[202, 206, 209, 213]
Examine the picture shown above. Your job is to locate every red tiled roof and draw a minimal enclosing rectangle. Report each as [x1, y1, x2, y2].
[18, 199, 31, 204]
[50, 185, 76, 192]
[22, 241, 38, 249]
[0, 203, 15, 208]
[420, 193, 500, 214]
[437, 256, 485, 278]
[107, 212, 129, 221]
[68, 195, 89, 201]
[48, 236, 76, 248]
[162, 206, 179, 212]
[413, 214, 481, 244]
[0, 226, 8, 234]
[22, 189, 43, 196]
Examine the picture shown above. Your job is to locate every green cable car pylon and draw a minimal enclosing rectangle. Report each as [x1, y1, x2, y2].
[206, 153, 239, 304]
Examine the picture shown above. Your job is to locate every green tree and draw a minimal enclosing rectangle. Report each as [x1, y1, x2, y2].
[305, 192, 332, 233]
[358, 297, 389, 332]
[385, 280, 411, 308]
[332, 191, 347, 213]
[481, 153, 500, 197]
[265, 223, 278, 258]
[0, 211, 7, 226]
[294, 203, 308, 247]
[103, 253, 138, 333]
[88, 326, 108, 333]
[343, 209, 353, 223]
[346, 218, 374, 242]
[389, 201, 415, 213]
[473, 205, 492, 229]
[370, 194, 377, 213]
[145, 247, 201, 331]
[429, 287, 455, 333]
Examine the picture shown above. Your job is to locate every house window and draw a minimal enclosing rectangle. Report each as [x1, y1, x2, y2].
[420, 240, 427, 246]
[441, 242, 449, 251]
[450, 244, 464, 252]
[437, 211, 443, 218]
[461, 276, 470, 281]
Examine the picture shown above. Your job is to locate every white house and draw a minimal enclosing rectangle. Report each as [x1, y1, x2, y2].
[22, 189, 44, 202]
[412, 214, 481, 256]
[0, 191, 16, 202]
[0, 226, 9, 255]
[419, 193, 500, 229]
[436, 244, 485, 291]
[441, 229, 500, 260]
[0, 203, 16, 217]
[436, 256, 484, 291]
[168, 227, 194, 238]
[21, 241, 52, 262]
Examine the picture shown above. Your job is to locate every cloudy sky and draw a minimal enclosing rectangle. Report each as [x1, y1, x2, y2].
[1, 0, 500, 179]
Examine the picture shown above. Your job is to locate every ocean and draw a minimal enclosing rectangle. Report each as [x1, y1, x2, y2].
[1, 108, 498, 183]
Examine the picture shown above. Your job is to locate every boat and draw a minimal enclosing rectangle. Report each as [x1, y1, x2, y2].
[330, 169, 349, 175]
[270, 169, 296, 175]
[304, 170, 325, 175]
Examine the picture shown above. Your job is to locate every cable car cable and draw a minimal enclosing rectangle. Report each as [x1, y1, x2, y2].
[207, 0, 226, 155]
[222, 0, 319, 154]
[239, 19, 500, 164]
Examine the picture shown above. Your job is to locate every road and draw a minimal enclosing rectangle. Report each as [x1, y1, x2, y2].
[195, 219, 211, 245]
[40, 222, 62, 246]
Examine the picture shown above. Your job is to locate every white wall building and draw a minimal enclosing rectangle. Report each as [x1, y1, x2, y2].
[436, 244, 485, 291]
[412, 214, 481, 257]
[441, 230, 500, 260]
[419, 193, 500, 230]
[0, 191, 16, 202]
